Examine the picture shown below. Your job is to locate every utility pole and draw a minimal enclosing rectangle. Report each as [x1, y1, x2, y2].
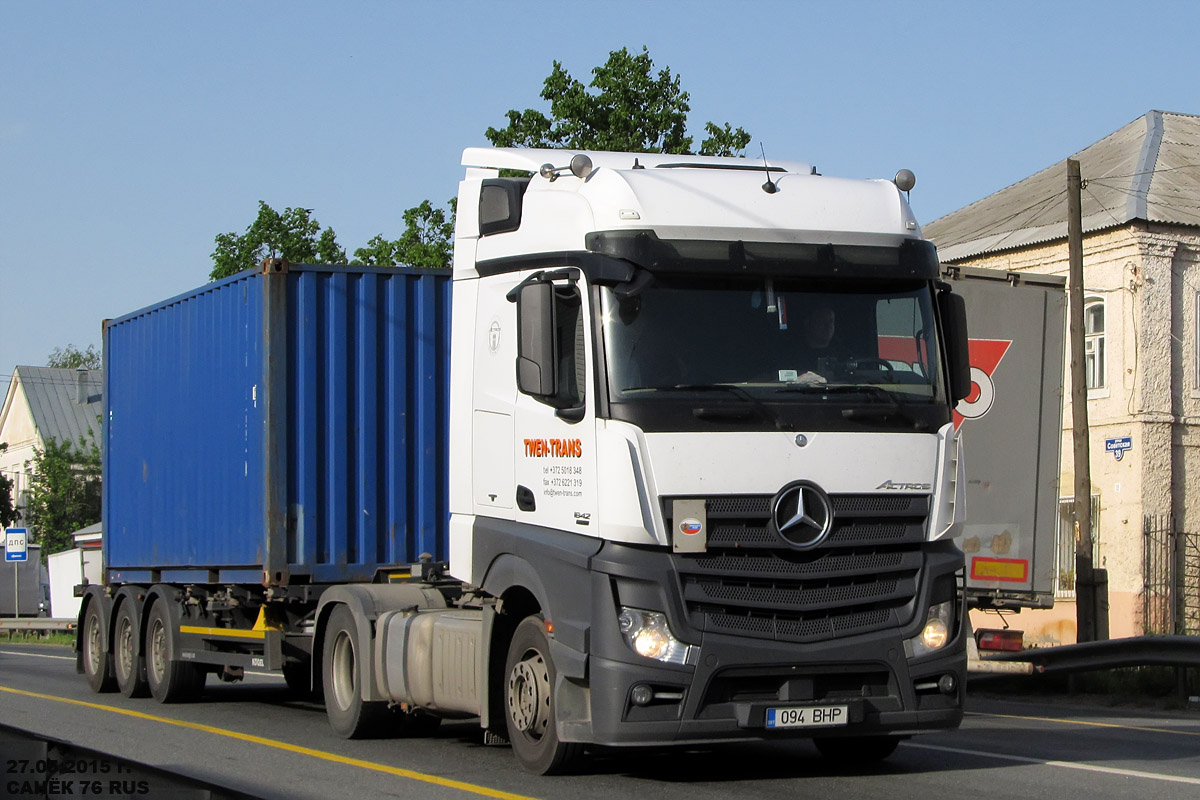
[1067, 158, 1096, 642]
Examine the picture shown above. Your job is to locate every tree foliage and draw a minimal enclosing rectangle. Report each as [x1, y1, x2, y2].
[0, 443, 18, 530]
[353, 199, 457, 270]
[210, 202, 348, 280]
[22, 435, 101, 556]
[486, 46, 751, 157]
[47, 344, 101, 370]
[210, 47, 748, 280]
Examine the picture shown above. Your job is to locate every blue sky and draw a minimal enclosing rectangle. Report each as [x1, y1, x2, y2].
[3, 0, 1198, 377]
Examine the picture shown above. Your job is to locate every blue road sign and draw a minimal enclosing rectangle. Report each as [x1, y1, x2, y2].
[5, 528, 28, 562]
[1105, 437, 1133, 461]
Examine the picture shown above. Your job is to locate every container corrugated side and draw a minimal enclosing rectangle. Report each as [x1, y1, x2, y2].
[103, 263, 452, 586]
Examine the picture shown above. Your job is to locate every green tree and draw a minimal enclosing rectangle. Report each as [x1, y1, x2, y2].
[0, 443, 18, 530]
[22, 435, 101, 556]
[485, 46, 751, 156]
[210, 202, 348, 280]
[47, 344, 101, 370]
[353, 199, 456, 270]
[210, 47, 748, 279]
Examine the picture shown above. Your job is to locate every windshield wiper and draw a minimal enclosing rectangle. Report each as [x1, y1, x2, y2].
[672, 383, 794, 431]
[776, 384, 929, 431]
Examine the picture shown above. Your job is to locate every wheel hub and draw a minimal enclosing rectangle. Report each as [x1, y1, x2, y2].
[507, 652, 550, 737]
[117, 618, 133, 676]
[86, 615, 102, 673]
[150, 621, 167, 682]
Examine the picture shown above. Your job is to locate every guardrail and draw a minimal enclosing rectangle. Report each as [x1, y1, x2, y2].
[0, 617, 75, 632]
[981, 635, 1200, 673]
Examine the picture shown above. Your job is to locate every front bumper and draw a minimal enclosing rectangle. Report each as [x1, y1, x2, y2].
[563, 539, 965, 746]
[583, 626, 964, 745]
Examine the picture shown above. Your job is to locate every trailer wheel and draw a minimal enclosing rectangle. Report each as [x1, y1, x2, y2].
[145, 598, 203, 703]
[82, 602, 116, 693]
[322, 605, 388, 738]
[504, 616, 583, 774]
[814, 735, 901, 763]
[114, 602, 149, 698]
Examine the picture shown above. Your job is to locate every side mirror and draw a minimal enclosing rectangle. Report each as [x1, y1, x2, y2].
[939, 291, 972, 404]
[516, 282, 557, 397]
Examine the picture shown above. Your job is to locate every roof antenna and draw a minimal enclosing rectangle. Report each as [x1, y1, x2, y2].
[760, 144, 778, 194]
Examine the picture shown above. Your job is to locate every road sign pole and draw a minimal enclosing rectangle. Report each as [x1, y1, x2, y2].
[5, 528, 29, 617]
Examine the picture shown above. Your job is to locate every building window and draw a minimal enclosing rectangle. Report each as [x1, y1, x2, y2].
[1056, 496, 1100, 598]
[1195, 292, 1200, 390]
[1084, 297, 1105, 390]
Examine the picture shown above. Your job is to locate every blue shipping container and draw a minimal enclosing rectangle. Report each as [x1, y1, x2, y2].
[102, 261, 452, 586]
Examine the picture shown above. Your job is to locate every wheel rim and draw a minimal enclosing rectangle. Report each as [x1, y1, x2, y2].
[508, 649, 551, 740]
[149, 618, 167, 684]
[116, 615, 134, 680]
[85, 612, 102, 674]
[330, 630, 356, 711]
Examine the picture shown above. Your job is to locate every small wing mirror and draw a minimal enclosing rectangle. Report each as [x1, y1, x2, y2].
[516, 281, 557, 398]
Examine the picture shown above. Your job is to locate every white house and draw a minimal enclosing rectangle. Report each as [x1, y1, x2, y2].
[926, 110, 1200, 642]
[0, 366, 103, 520]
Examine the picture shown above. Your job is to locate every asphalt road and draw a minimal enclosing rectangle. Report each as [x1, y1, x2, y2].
[1, 643, 1199, 800]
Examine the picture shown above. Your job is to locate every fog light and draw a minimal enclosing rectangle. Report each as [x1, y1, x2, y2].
[617, 607, 694, 665]
[908, 600, 955, 658]
[938, 673, 957, 695]
[630, 684, 654, 706]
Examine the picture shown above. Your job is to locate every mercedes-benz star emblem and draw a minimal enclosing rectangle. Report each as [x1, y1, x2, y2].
[771, 482, 834, 549]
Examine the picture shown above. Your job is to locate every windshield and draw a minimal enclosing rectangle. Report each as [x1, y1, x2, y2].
[601, 275, 950, 433]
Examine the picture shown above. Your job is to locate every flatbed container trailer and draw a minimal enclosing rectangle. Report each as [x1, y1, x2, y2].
[79, 148, 974, 773]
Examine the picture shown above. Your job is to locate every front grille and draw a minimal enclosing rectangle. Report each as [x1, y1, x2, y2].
[667, 493, 928, 644]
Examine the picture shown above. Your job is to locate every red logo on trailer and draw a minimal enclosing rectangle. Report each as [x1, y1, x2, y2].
[877, 336, 1013, 429]
[953, 339, 1012, 430]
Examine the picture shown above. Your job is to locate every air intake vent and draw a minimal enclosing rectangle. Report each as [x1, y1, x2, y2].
[666, 493, 929, 644]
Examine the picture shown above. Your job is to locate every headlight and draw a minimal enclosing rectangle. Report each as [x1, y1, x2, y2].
[617, 608, 695, 665]
[907, 599, 955, 658]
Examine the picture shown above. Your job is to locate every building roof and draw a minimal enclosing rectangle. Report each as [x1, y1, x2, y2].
[5, 366, 102, 449]
[925, 110, 1200, 262]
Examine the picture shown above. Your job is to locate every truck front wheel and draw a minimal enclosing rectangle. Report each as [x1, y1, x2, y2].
[504, 616, 583, 775]
[81, 602, 116, 693]
[322, 605, 388, 738]
[114, 602, 149, 698]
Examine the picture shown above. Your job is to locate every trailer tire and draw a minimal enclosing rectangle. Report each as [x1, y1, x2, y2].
[82, 602, 116, 693]
[114, 602, 149, 698]
[145, 598, 204, 703]
[504, 616, 583, 775]
[814, 735, 901, 763]
[322, 605, 389, 738]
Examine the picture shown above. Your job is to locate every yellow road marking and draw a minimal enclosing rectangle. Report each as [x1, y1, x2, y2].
[0, 685, 539, 800]
[969, 710, 1200, 738]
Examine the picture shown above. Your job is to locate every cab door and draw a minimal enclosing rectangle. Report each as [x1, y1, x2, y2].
[510, 270, 599, 537]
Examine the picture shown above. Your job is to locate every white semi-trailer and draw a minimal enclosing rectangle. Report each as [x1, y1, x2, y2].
[80, 148, 972, 774]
